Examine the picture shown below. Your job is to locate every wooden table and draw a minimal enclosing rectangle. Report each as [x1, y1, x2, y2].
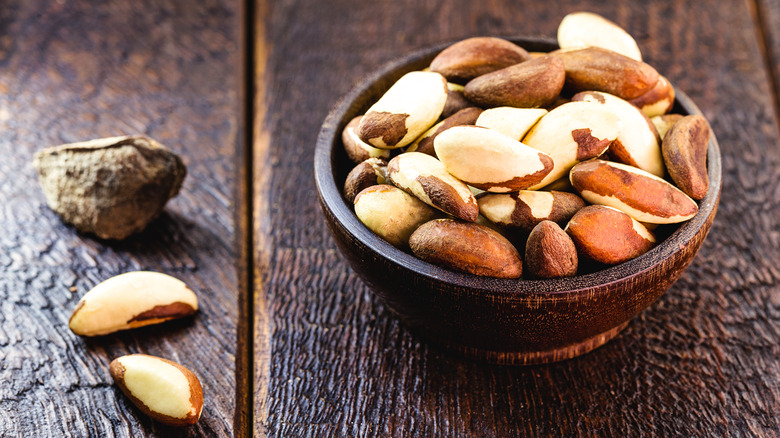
[1, 0, 779, 436]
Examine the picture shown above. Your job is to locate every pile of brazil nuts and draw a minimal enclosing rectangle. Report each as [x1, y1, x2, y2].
[342, 11, 711, 279]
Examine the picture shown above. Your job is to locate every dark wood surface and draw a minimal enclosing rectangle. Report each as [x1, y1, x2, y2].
[0, 1, 242, 437]
[2, 0, 780, 437]
[254, 0, 779, 437]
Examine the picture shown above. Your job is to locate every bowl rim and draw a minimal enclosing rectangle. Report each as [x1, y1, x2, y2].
[314, 36, 722, 298]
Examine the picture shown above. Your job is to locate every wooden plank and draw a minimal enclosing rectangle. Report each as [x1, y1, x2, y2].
[756, 0, 780, 127]
[253, 0, 780, 436]
[0, 1, 242, 436]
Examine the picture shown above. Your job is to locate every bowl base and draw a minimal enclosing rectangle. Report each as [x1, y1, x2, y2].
[434, 322, 630, 366]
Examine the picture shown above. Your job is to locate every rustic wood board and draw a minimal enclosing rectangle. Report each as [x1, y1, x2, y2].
[252, 0, 780, 436]
[3, 0, 780, 436]
[0, 0, 242, 436]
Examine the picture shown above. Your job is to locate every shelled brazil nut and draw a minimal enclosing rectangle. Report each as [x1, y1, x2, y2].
[340, 11, 710, 278]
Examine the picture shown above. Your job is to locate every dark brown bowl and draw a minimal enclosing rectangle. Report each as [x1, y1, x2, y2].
[314, 37, 721, 365]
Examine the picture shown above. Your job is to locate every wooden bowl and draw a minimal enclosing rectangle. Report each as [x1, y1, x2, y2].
[314, 37, 721, 365]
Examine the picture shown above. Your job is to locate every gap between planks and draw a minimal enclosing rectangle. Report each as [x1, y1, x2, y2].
[237, 0, 272, 435]
[249, 0, 273, 436]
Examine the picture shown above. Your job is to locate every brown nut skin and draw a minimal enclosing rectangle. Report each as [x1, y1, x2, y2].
[525, 220, 578, 278]
[662, 114, 710, 200]
[565, 205, 656, 265]
[409, 219, 523, 278]
[570, 159, 698, 224]
[464, 56, 565, 108]
[109, 354, 203, 427]
[430, 37, 532, 84]
[441, 85, 475, 118]
[341, 116, 392, 163]
[343, 158, 387, 203]
[407, 107, 483, 157]
[628, 75, 675, 117]
[551, 47, 660, 100]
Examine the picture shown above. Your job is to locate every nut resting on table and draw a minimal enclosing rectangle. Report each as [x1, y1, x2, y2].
[342, 12, 711, 279]
[32, 135, 187, 240]
[68, 271, 204, 426]
[110, 354, 204, 427]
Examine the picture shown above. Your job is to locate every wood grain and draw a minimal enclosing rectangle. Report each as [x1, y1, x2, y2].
[0, 0, 241, 436]
[757, 0, 780, 128]
[254, 0, 780, 436]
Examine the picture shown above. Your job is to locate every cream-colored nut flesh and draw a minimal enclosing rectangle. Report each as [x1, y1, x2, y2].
[69, 271, 198, 336]
[407, 107, 482, 157]
[569, 159, 698, 224]
[557, 12, 642, 61]
[354, 185, 437, 247]
[523, 101, 621, 189]
[357, 71, 448, 149]
[434, 126, 553, 192]
[651, 114, 684, 140]
[110, 354, 203, 426]
[475, 107, 547, 140]
[387, 152, 478, 221]
[572, 91, 664, 177]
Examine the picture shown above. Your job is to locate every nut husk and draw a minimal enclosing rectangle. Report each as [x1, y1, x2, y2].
[32, 135, 186, 240]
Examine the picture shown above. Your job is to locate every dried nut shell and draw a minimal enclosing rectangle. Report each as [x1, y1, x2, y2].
[570, 159, 699, 224]
[387, 152, 478, 221]
[662, 115, 710, 200]
[525, 220, 578, 278]
[551, 47, 659, 100]
[565, 205, 656, 265]
[429, 37, 531, 84]
[358, 71, 448, 149]
[572, 91, 664, 177]
[434, 126, 553, 192]
[463, 56, 566, 108]
[354, 185, 437, 247]
[343, 158, 388, 203]
[69, 271, 198, 336]
[441, 83, 474, 118]
[341, 116, 392, 163]
[651, 114, 684, 140]
[109, 354, 203, 427]
[407, 107, 483, 157]
[32, 135, 186, 240]
[628, 75, 675, 117]
[522, 101, 621, 189]
[409, 219, 523, 278]
[478, 190, 585, 232]
[475, 107, 548, 141]
[557, 12, 643, 61]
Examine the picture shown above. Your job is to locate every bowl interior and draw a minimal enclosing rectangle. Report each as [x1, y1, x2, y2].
[315, 37, 722, 297]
